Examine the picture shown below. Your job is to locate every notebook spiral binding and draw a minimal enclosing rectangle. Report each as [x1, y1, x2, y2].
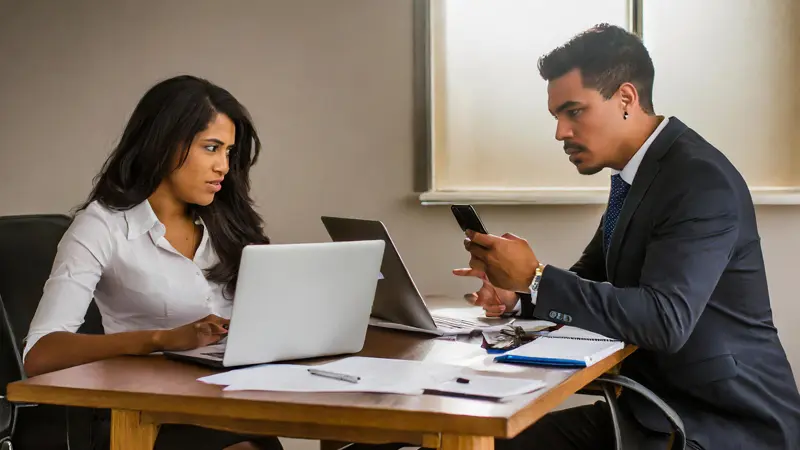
[531, 333, 616, 342]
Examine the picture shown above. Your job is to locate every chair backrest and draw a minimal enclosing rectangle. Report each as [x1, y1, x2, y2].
[0, 215, 103, 387]
[0, 214, 106, 450]
[0, 215, 72, 350]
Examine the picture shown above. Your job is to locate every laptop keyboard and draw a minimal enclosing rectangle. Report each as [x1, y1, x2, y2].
[432, 315, 484, 330]
[202, 351, 225, 359]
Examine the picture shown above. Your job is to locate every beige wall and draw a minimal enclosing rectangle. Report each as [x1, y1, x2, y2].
[1, 0, 798, 388]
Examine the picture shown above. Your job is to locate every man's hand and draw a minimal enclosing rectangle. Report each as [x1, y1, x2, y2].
[153, 314, 229, 352]
[453, 268, 519, 317]
[464, 231, 539, 292]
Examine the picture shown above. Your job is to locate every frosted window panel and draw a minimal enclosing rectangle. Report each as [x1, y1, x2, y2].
[431, 0, 630, 190]
[644, 0, 799, 187]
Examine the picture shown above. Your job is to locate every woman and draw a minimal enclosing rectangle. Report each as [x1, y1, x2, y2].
[23, 75, 281, 450]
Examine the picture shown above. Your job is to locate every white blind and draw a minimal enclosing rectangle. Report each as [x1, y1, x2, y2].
[428, 0, 800, 196]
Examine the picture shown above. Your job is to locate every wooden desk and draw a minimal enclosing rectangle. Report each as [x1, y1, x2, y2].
[7, 328, 634, 450]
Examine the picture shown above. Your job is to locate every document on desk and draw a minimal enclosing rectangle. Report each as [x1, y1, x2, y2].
[198, 356, 549, 399]
[201, 357, 464, 395]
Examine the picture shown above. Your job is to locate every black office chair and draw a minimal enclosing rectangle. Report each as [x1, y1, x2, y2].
[0, 214, 104, 450]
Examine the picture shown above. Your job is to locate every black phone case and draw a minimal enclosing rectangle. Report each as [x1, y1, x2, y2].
[451, 204, 488, 234]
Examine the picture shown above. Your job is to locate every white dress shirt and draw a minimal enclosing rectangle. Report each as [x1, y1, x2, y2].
[514, 116, 670, 312]
[612, 116, 669, 184]
[22, 200, 232, 362]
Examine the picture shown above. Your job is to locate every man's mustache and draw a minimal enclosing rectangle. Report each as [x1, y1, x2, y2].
[564, 142, 588, 154]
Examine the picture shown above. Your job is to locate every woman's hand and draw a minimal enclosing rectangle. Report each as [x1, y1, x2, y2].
[453, 268, 519, 317]
[153, 314, 229, 352]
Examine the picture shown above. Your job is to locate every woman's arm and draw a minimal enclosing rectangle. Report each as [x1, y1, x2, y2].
[23, 330, 159, 377]
[24, 318, 228, 377]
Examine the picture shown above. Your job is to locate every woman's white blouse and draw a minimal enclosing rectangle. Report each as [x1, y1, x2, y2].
[23, 200, 232, 361]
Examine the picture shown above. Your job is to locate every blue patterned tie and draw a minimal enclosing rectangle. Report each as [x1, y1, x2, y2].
[604, 174, 631, 253]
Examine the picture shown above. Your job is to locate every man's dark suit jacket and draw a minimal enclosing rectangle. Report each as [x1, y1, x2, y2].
[520, 117, 800, 449]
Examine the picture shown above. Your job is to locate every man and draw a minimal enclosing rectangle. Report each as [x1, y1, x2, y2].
[460, 24, 800, 449]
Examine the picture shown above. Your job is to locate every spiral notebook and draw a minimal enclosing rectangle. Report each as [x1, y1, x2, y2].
[494, 326, 624, 368]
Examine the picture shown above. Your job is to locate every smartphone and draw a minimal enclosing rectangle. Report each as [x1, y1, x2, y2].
[451, 204, 488, 235]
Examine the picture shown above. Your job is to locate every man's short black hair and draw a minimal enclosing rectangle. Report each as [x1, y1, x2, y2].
[538, 23, 655, 114]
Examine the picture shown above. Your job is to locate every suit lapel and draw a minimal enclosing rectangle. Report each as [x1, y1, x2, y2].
[606, 117, 689, 282]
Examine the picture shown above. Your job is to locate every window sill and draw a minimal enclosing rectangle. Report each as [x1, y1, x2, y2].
[419, 187, 800, 206]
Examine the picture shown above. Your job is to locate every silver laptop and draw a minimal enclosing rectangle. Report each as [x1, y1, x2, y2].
[321, 216, 512, 336]
[164, 240, 385, 367]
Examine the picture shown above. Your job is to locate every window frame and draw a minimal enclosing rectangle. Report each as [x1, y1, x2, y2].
[412, 0, 643, 197]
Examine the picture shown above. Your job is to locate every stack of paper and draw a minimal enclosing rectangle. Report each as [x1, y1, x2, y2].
[199, 356, 547, 400]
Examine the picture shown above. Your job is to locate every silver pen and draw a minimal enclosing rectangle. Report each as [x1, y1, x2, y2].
[307, 368, 361, 384]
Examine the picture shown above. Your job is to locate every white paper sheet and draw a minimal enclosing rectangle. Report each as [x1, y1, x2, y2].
[198, 356, 550, 399]
[212, 357, 465, 395]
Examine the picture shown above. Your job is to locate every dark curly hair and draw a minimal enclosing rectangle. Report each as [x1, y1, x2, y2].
[538, 23, 656, 114]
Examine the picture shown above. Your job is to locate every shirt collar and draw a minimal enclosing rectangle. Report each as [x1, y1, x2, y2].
[613, 116, 670, 184]
[124, 200, 209, 252]
[123, 200, 161, 240]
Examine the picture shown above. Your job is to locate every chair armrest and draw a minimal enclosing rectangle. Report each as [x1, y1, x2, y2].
[577, 366, 623, 397]
[595, 374, 686, 450]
